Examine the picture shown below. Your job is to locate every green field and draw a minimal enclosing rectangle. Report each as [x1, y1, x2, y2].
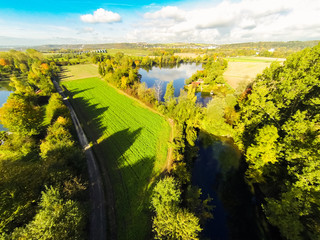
[60, 64, 99, 81]
[62, 77, 170, 239]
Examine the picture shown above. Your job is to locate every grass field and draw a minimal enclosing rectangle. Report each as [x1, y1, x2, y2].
[60, 64, 99, 81]
[62, 77, 170, 240]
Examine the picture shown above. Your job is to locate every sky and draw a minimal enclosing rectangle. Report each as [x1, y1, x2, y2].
[0, 0, 320, 46]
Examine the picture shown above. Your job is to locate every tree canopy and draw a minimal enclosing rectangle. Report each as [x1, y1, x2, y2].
[236, 43, 320, 239]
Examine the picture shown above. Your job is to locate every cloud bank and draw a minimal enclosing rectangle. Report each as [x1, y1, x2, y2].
[80, 8, 121, 23]
[127, 0, 320, 43]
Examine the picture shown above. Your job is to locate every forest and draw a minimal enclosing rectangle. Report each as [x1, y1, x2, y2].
[0, 42, 319, 240]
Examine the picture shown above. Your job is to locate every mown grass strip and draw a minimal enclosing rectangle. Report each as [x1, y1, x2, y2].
[62, 77, 170, 240]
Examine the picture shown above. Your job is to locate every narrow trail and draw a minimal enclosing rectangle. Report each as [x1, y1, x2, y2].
[53, 80, 113, 240]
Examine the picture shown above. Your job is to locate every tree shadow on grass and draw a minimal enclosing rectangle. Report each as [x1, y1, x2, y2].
[95, 128, 162, 239]
[62, 85, 95, 97]
[63, 86, 109, 142]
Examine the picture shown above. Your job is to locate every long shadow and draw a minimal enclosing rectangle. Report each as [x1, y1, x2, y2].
[64, 87, 109, 142]
[95, 128, 159, 239]
[57, 68, 72, 83]
[62, 85, 95, 97]
[115, 156, 157, 240]
[64, 84, 162, 239]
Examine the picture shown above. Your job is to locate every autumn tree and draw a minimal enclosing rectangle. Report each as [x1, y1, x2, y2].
[0, 97, 43, 136]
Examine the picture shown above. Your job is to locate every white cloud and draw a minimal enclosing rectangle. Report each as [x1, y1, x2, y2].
[144, 6, 186, 22]
[80, 8, 121, 23]
[127, 0, 320, 43]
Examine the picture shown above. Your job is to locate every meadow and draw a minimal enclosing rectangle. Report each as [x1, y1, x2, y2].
[62, 77, 170, 240]
[60, 64, 99, 81]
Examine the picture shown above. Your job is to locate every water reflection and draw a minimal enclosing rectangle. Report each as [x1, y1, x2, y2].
[192, 131, 270, 240]
[139, 63, 212, 105]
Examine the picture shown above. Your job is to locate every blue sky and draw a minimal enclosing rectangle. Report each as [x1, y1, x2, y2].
[0, 0, 320, 46]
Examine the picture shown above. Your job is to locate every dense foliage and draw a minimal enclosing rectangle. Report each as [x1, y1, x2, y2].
[236, 44, 320, 239]
[0, 50, 88, 239]
[151, 177, 201, 240]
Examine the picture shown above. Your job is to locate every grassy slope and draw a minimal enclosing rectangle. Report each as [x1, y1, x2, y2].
[62, 77, 170, 240]
[60, 64, 99, 81]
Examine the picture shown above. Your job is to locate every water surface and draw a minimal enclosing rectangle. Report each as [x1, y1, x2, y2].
[192, 133, 271, 240]
[139, 63, 211, 105]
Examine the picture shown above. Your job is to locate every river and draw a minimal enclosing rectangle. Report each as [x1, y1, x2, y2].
[0, 82, 12, 131]
[139, 63, 212, 106]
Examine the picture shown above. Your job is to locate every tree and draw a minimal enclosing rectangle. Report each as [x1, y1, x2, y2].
[45, 93, 69, 124]
[154, 80, 163, 101]
[10, 186, 85, 240]
[164, 81, 175, 103]
[40, 117, 80, 164]
[151, 177, 202, 240]
[0, 97, 43, 136]
[236, 43, 320, 239]
[151, 177, 181, 212]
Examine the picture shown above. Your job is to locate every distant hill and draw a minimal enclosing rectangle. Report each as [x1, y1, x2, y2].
[0, 40, 319, 53]
[219, 41, 320, 51]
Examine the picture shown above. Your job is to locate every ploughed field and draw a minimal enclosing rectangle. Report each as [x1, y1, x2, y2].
[62, 77, 170, 239]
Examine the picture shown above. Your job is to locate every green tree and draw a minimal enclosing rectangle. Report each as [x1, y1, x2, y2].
[151, 177, 202, 240]
[40, 117, 80, 164]
[11, 186, 85, 240]
[236, 43, 320, 239]
[164, 81, 175, 103]
[45, 93, 69, 124]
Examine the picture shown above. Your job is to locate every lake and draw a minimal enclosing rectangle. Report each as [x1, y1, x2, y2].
[139, 63, 212, 105]
[0, 82, 12, 131]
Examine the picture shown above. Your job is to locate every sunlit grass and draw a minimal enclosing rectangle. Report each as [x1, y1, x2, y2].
[62, 77, 170, 239]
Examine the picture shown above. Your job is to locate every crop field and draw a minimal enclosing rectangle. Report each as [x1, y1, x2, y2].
[62, 77, 170, 240]
[60, 64, 99, 81]
[223, 57, 285, 90]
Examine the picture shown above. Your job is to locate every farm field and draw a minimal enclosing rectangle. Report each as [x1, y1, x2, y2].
[62, 77, 170, 240]
[223, 57, 284, 89]
[60, 64, 99, 81]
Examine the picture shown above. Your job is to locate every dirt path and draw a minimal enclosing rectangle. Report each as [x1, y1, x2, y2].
[53, 80, 113, 240]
